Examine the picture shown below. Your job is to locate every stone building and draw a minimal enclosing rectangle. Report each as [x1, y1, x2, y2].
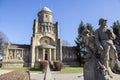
[31, 7, 63, 68]
[2, 7, 79, 68]
[62, 46, 80, 67]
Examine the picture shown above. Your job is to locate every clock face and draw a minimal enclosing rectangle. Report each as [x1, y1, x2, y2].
[44, 39, 49, 44]
[40, 37, 50, 44]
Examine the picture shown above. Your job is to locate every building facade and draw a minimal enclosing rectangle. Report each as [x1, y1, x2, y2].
[31, 7, 62, 68]
[2, 7, 79, 68]
[2, 7, 62, 68]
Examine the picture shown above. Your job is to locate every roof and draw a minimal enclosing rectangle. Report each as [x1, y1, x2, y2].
[41, 7, 52, 12]
[10, 44, 30, 49]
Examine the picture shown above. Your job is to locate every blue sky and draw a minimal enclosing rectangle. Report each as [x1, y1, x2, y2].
[0, 0, 120, 46]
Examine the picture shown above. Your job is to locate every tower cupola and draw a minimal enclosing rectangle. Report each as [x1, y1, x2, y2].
[38, 7, 53, 23]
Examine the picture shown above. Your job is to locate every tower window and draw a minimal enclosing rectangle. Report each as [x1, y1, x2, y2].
[39, 27, 42, 32]
[46, 15, 48, 18]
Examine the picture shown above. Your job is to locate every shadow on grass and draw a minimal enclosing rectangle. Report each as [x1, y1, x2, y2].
[29, 68, 42, 72]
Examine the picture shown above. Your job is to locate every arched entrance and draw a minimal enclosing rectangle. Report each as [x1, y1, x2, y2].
[36, 44, 56, 61]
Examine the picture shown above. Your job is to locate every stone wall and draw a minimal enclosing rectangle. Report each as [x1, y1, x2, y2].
[62, 46, 80, 67]
[2, 43, 31, 68]
[2, 60, 24, 68]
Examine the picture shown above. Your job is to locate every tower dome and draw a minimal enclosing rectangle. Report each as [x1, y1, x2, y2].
[38, 7, 53, 23]
[41, 7, 52, 12]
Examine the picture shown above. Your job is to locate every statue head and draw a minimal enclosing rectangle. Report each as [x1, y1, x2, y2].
[98, 18, 107, 25]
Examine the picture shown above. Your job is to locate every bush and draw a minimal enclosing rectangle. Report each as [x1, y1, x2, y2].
[40, 60, 47, 72]
[0, 71, 30, 80]
[53, 61, 64, 71]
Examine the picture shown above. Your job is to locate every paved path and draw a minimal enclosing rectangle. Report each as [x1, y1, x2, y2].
[30, 72, 83, 80]
[1, 70, 120, 80]
[0, 70, 83, 80]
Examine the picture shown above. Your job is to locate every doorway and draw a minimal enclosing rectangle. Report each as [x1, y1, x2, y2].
[45, 50, 48, 60]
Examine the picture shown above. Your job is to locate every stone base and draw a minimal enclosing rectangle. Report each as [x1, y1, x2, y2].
[112, 74, 120, 80]
[2, 59, 24, 68]
[34, 61, 40, 69]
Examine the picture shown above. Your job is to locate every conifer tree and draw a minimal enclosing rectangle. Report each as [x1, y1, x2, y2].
[75, 21, 94, 65]
[112, 20, 120, 45]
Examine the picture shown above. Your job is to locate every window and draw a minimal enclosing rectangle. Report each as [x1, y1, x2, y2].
[46, 15, 48, 18]
[39, 27, 42, 32]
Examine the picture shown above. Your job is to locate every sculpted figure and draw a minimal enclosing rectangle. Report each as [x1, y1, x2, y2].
[81, 28, 96, 80]
[81, 28, 95, 53]
[95, 18, 120, 76]
[83, 18, 120, 80]
[82, 28, 110, 80]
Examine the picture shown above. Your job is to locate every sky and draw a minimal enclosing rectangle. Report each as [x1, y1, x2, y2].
[0, 0, 120, 46]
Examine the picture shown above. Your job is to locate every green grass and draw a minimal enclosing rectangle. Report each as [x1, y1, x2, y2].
[0, 67, 43, 72]
[0, 67, 29, 71]
[61, 67, 83, 73]
[29, 68, 42, 72]
[0, 67, 83, 73]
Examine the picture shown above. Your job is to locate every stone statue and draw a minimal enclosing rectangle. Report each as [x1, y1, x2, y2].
[82, 28, 110, 80]
[95, 18, 120, 75]
[82, 18, 120, 80]
[81, 28, 96, 80]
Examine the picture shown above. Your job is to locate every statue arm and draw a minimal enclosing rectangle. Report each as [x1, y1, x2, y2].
[107, 28, 116, 40]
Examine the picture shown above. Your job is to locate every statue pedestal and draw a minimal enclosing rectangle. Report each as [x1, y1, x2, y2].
[112, 74, 120, 80]
[2, 59, 24, 68]
[84, 55, 96, 80]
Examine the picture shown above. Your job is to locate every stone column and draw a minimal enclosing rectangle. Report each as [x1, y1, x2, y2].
[20, 49, 23, 60]
[48, 26, 50, 32]
[21, 49, 23, 58]
[43, 48, 45, 60]
[37, 48, 39, 60]
[35, 48, 37, 61]
[50, 26, 52, 32]
[31, 37, 36, 68]
[49, 48, 51, 61]
[46, 26, 47, 32]
[46, 26, 48, 32]
[60, 41, 62, 61]
[51, 27, 53, 33]
[54, 49, 56, 60]
[35, 20, 38, 33]
[14, 50, 16, 59]
[43, 26, 45, 32]
[41, 26, 43, 32]
[36, 48, 38, 61]
[6, 49, 9, 60]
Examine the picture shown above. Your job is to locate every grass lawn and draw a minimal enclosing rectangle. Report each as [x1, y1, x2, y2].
[61, 67, 83, 73]
[0, 67, 30, 71]
[0, 67, 42, 72]
[0, 67, 83, 73]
